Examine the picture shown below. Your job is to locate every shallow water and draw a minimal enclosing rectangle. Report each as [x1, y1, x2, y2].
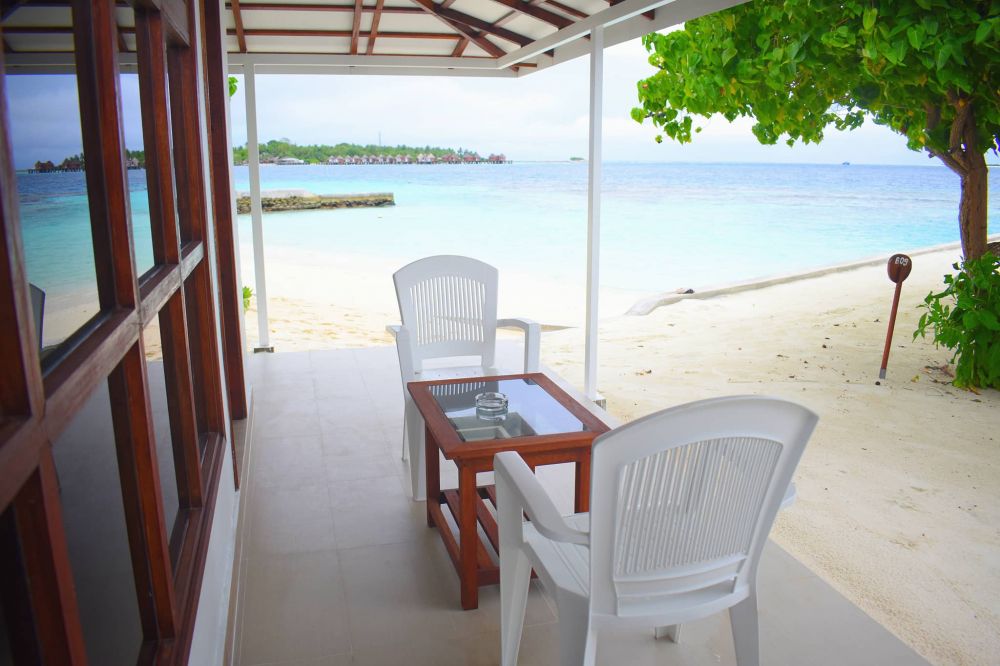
[15, 161, 995, 343]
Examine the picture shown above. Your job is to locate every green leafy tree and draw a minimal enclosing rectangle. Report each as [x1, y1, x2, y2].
[632, 0, 999, 260]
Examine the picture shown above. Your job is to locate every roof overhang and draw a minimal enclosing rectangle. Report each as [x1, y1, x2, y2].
[2, 0, 745, 77]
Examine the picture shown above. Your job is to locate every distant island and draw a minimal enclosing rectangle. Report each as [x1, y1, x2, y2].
[30, 149, 145, 173]
[27, 141, 511, 173]
[232, 139, 509, 166]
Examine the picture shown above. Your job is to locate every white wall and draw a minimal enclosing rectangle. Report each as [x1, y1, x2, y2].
[188, 445, 238, 664]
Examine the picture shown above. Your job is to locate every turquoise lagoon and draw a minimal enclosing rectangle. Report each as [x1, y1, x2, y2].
[16, 161, 997, 342]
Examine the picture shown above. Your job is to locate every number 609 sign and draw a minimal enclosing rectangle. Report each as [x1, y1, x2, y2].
[880, 254, 912, 380]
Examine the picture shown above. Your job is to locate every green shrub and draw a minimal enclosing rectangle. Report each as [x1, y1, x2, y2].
[242, 285, 253, 312]
[915, 253, 1000, 390]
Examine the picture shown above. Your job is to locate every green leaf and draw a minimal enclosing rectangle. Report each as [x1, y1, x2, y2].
[974, 21, 992, 45]
[979, 309, 1000, 331]
[936, 44, 951, 70]
[863, 7, 877, 32]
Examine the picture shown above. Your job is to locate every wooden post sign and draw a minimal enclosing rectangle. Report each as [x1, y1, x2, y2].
[879, 253, 912, 380]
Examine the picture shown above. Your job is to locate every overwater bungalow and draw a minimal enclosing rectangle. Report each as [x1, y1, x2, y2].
[0, 1, 934, 665]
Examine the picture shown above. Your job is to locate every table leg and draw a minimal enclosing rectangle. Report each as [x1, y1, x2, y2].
[425, 424, 440, 527]
[575, 451, 591, 513]
[458, 464, 479, 610]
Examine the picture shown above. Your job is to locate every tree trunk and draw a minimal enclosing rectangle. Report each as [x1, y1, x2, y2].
[959, 149, 989, 261]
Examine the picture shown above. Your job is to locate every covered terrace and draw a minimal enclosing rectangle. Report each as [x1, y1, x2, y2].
[0, 0, 933, 663]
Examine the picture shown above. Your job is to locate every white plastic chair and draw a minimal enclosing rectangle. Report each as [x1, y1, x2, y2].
[495, 395, 818, 666]
[388, 255, 540, 500]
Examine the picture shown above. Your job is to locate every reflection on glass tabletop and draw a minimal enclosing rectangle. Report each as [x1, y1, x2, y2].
[430, 378, 589, 442]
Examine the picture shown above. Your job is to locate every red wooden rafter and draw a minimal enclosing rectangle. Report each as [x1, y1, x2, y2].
[489, 0, 570, 29]
[230, 0, 248, 51]
[408, 0, 506, 57]
[365, 0, 385, 55]
[350, 0, 362, 54]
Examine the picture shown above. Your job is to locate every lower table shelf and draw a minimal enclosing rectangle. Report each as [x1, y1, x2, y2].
[428, 484, 502, 587]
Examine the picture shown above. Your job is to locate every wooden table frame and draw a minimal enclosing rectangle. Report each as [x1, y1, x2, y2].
[408, 372, 610, 610]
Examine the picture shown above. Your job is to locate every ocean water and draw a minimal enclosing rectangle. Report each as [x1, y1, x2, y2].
[228, 161, 992, 290]
[15, 161, 996, 341]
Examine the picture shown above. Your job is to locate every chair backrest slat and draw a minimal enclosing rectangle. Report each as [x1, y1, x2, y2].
[588, 396, 817, 617]
[395, 256, 498, 370]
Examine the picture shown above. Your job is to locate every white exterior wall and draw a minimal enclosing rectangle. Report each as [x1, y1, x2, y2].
[189, 445, 239, 663]
[189, 0, 240, 660]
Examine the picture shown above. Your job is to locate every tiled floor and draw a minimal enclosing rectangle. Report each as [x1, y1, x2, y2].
[231, 346, 928, 666]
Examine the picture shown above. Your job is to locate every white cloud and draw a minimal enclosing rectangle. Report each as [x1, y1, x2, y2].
[7, 34, 932, 168]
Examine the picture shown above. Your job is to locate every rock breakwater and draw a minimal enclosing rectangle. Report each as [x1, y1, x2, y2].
[235, 189, 394, 214]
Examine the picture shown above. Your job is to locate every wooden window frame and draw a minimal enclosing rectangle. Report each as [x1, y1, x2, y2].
[0, 0, 246, 662]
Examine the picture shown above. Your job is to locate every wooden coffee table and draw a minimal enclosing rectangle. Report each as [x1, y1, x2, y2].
[408, 372, 610, 609]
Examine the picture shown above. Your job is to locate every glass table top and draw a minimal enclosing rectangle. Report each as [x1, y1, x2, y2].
[430, 377, 589, 442]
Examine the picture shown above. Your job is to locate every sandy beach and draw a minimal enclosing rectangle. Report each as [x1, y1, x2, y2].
[541, 245, 1000, 666]
[241, 242, 998, 666]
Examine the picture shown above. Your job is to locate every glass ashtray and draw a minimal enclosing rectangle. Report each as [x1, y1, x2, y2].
[475, 391, 509, 422]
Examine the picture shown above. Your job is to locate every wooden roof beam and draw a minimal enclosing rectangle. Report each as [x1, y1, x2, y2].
[365, 0, 385, 55]
[226, 2, 424, 14]
[428, 2, 531, 47]
[226, 28, 461, 40]
[408, 0, 505, 57]
[487, 0, 571, 29]
[1, 25, 136, 34]
[350, 0, 362, 54]
[451, 36, 468, 56]
[542, 0, 587, 20]
[117, 22, 129, 52]
[230, 0, 248, 51]
[608, 0, 652, 20]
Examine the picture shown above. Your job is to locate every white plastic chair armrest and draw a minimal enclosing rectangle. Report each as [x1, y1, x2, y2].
[386, 324, 401, 338]
[494, 452, 589, 546]
[780, 482, 797, 510]
[497, 317, 541, 372]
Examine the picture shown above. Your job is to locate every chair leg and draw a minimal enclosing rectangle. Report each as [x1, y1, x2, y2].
[557, 595, 595, 666]
[654, 624, 682, 642]
[729, 592, 759, 666]
[499, 547, 532, 666]
[403, 400, 426, 500]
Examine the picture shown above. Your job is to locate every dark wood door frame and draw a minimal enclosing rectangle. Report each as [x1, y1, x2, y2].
[0, 0, 248, 662]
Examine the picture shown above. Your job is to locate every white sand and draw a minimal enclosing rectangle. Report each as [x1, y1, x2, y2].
[241, 244, 999, 665]
[541, 246, 999, 666]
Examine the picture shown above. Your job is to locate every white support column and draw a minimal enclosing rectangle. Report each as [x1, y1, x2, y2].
[584, 25, 603, 401]
[243, 64, 272, 352]
[223, 37, 248, 369]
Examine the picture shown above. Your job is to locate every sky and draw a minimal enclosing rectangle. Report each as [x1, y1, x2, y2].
[6, 35, 937, 169]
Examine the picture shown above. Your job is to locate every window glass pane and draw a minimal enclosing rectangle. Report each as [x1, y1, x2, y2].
[185, 272, 209, 455]
[0, 506, 27, 666]
[0, 591, 12, 666]
[145, 317, 182, 565]
[120, 73, 155, 277]
[52, 383, 143, 666]
[6, 74, 100, 357]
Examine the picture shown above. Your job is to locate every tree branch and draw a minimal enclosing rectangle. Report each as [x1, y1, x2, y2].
[924, 102, 941, 132]
[927, 146, 965, 175]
